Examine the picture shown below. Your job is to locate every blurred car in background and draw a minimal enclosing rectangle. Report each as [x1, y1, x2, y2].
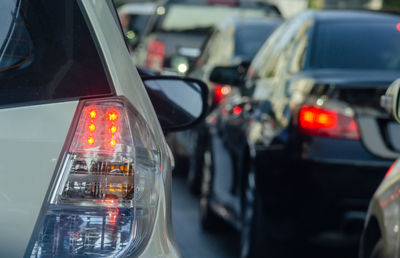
[133, 0, 281, 74]
[183, 17, 282, 194]
[360, 79, 400, 258]
[118, 2, 156, 50]
[0, 0, 208, 256]
[199, 10, 400, 257]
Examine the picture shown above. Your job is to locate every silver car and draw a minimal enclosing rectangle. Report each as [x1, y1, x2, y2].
[360, 79, 400, 258]
[0, 0, 207, 257]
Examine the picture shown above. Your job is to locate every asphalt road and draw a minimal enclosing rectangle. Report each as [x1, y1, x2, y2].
[171, 176, 239, 258]
[171, 174, 359, 258]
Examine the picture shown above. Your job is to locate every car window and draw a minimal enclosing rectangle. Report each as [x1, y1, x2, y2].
[234, 21, 280, 60]
[286, 19, 313, 74]
[0, 0, 112, 107]
[311, 21, 400, 70]
[247, 21, 288, 80]
[263, 16, 307, 78]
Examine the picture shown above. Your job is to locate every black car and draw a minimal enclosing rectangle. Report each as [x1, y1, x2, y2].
[133, 0, 281, 74]
[199, 10, 400, 257]
[181, 17, 281, 193]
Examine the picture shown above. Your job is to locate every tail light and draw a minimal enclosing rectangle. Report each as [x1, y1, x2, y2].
[146, 40, 165, 71]
[213, 83, 231, 104]
[299, 105, 360, 140]
[29, 97, 160, 257]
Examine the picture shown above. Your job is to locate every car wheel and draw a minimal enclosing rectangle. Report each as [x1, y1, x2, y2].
[370, 239, 385, 258]
[199, 144, 220, 231]
[240, 167, 297, 258]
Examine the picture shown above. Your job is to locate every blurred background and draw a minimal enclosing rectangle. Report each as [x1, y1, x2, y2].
[114, 0, 400, 257]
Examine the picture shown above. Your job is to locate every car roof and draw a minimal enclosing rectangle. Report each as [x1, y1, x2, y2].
[309, 9, 400, 23]
[227, 17, 283, 26]
[118, 2, 156, 15]
[160, 0, 281, 15]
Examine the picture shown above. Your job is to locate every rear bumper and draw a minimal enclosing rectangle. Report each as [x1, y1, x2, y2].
[254, 137, 392, 239]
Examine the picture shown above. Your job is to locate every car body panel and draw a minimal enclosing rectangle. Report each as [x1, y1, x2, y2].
[0, 1, 179, 257]
[0, 102, 78, 257]
[362, 160, 400, 258]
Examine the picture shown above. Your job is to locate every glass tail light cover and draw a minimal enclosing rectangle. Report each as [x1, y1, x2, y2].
[298, 104, 360, 140]
[29, 97, 160, 257]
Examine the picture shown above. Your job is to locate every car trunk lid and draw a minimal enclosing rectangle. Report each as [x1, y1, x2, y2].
[307, 69, 400, 160]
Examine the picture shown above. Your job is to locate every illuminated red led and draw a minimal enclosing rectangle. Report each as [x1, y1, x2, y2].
[89, 124, 95, 131]
[89, 110, 97, 119]
[109, 112, 118, 121]
[299, 106, 337, 130]
[88, 137, 95, 145]
[110, 126, 117, 134]
[397, 23, 400, 31]
[233, 106, 242, 115]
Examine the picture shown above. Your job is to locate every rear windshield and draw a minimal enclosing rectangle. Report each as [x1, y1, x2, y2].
[311, 21, 400, 70]
[160, 5, 269, 31]
[0, 0, 112, 107]
[234, 22, 280, 59]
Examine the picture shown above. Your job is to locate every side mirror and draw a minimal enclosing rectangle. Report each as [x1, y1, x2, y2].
[142, 76, 209, 132]
[209, 65, 245, 87]
[381, 79, 400, 122]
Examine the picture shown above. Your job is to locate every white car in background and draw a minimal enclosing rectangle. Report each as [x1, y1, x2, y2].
[118, 2, 156, 49]
[0, 0, 207, 257]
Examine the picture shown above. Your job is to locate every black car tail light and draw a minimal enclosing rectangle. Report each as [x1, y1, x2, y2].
[299, 105, 360, 140]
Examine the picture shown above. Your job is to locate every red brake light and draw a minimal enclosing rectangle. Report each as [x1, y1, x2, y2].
[71, 104, 124, 152]
[233, 106, 242, 115]
[397, 23, 400, 32]
[146, 40, 165, 71]
[299, 105, 360, 140]
[213, 84, 231, 104]
[29, 97, 160, 256]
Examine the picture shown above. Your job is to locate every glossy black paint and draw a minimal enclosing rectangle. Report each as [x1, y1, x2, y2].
[202, 10, 400, 253]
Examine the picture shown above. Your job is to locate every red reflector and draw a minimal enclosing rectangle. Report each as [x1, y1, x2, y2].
[299, 105, 360, 140]
[233, 106, 242, 115]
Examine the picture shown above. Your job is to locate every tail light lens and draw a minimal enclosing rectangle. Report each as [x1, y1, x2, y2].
[299, 105, 360, 140]
[213, 83, 231, 104]
[146, 40, 165, 71]
[29, 97, 160, 257]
